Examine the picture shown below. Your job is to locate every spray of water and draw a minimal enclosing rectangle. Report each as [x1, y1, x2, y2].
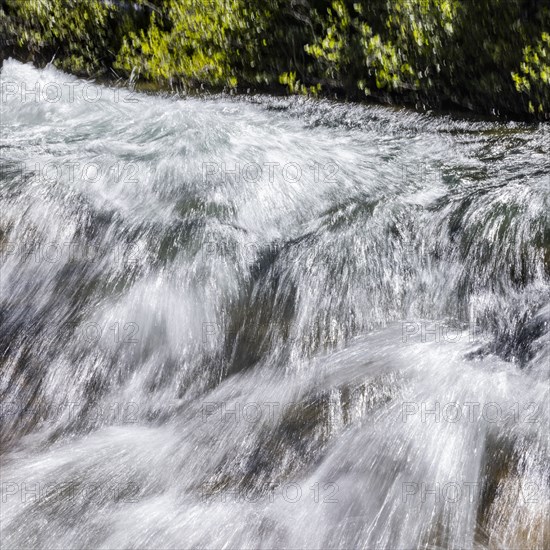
[0, 59, 549, 549]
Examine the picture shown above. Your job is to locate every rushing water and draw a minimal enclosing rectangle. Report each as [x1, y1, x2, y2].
[0, 59, 549, 549]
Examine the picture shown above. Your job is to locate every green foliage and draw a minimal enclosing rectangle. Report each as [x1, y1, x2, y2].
[0, 0, 124, 75]
[302, 0, 548, 117]
[1, 0, 548, 118]
[513, 32, 550, 114]
[114, 0, 319, 90]
[304, 0, 459, 94]
[279, 70, 321, 95]
[115, 1, 240, 87]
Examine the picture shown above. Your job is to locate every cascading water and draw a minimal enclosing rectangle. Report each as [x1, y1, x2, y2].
[0, 59, 548, 549]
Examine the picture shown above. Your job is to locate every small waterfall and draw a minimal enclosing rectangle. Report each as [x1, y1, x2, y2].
[0, 59, 548, 549]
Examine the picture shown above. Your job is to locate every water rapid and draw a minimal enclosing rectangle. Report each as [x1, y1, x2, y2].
[0, 59, 549, 549]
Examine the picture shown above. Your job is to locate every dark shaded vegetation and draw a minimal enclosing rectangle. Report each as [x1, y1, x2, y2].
[1, 0, 549, 118]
